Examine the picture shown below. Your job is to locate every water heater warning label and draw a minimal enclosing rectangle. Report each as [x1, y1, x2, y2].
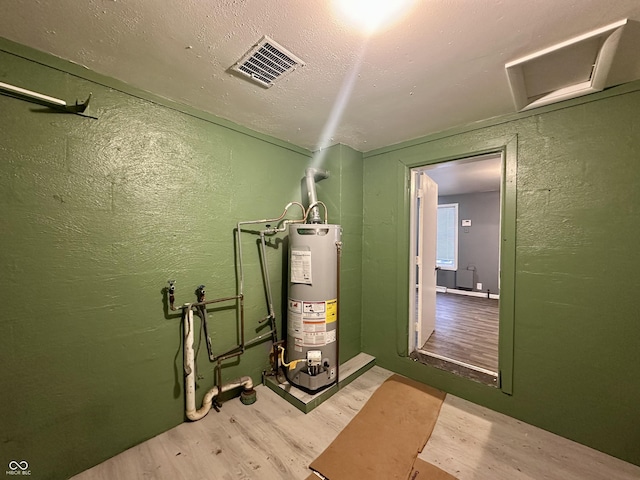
[326, 299, 337, 323]
[303, 301, 325, 314]
[302, 299, 326, 344]
[291, 249, 312, 284]
[304, 332, 326, 346]
[288, 298, 336, 347]
[288, 300, 303, 336]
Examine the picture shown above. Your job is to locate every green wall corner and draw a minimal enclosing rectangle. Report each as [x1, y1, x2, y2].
[0, 44, 363, 479]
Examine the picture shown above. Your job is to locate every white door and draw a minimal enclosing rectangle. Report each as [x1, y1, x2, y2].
[416, 173, 438, 347]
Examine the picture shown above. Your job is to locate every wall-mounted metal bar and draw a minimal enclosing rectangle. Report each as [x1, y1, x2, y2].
[0, 81, 91, 114]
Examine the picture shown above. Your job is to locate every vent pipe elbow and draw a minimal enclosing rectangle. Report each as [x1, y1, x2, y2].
[305, 168, 329, 224]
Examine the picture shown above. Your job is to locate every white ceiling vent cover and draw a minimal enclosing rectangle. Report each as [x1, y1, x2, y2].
[506, 19, 627, 111]
[232, 36, 305, 88]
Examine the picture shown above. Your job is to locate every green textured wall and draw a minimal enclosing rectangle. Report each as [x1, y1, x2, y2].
[362, 85, 640, 465]
[0, 42, 362, 479]
[314, 144, 364, 362]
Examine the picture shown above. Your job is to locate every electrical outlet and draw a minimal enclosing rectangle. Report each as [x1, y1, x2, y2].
[476, 282, 482, 290]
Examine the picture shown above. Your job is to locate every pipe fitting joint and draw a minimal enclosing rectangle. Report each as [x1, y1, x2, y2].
[196, 285, 206, 303]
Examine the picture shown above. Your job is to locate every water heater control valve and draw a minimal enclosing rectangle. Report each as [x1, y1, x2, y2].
[306, 350, 322, 367]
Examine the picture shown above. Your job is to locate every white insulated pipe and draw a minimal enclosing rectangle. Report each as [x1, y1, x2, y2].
[0, 81, 92, 113]
[0, 81, 66, 107]
[184, 308, 253, 421]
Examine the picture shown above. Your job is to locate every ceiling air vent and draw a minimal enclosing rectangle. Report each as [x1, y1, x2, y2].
[232, 35, 305, 88]
[506, 19, 627, 111]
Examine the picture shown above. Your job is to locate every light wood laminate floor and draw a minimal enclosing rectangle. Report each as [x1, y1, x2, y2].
[423, 293, 499, 372]
[73, 367, 640, 480]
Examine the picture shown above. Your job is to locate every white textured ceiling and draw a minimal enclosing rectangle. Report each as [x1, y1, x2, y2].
[1, 0, 640, 152]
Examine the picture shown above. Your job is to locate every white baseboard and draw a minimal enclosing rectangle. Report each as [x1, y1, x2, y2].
[437, 287, 499, 300]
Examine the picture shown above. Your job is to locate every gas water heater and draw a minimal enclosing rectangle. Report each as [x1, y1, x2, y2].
[285, 168, 341, 392]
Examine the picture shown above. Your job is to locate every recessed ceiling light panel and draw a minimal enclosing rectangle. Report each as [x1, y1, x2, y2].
[231, 36, 305, 88]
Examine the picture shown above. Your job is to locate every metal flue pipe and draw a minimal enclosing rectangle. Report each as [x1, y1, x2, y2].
[305, 167, 329, 224]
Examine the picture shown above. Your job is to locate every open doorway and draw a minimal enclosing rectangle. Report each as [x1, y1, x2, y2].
[409, 153, 502, 386]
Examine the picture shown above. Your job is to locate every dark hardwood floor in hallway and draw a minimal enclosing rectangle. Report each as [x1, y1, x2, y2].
[422, 292, 499, 372]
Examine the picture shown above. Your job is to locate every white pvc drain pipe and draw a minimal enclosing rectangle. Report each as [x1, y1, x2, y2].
[184, 308, 253, 421]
